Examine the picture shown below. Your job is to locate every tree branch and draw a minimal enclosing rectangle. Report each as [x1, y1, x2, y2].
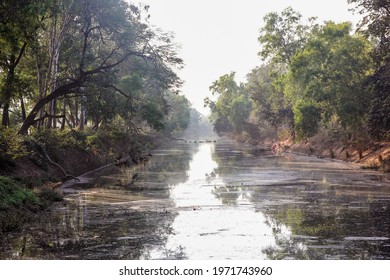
[33, 111, 66, 123]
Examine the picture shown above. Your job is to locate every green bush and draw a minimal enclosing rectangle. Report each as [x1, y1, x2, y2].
[0, 176, 40, 210]
[294, 103, 322, 140]
[0, 127, 29, 161]
[30, 129, 84, 149]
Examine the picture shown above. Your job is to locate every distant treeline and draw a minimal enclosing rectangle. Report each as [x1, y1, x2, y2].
[205, 1, 389, 142]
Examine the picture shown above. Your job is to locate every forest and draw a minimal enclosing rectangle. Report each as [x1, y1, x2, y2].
[1, 0, 194, 132]
[0, 1, 193, 166]
[205, 0, 389, 145]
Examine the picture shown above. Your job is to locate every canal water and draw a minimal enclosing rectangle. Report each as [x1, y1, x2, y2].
[1, 139, 390, 259]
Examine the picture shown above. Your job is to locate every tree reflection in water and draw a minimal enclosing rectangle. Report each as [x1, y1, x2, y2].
[211, 141, 390, 259]
[0, 142, 193, 259]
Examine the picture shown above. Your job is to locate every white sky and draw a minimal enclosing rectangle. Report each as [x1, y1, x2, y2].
[131, 0, 362, 115]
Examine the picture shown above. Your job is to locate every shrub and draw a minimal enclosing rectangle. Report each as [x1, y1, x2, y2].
[0, 176, 40, 210]
[0, 127, 29, 161]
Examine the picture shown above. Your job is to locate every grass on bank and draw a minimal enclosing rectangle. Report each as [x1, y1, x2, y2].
[0, 176, 63, 232]
[0, 127, 157, 232]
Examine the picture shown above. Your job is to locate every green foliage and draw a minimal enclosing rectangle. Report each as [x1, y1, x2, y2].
[258, 7, 312, 64]
[228, 94, 252, 131]
[294, 102, 322, 140]
[0, 176, 39, 210]
[164, 93, 191, 133]
[286, 22, 374, 137]
[349, 0, 390, 139]
[0, 127, 28, 160]
[0, 0, 48, 126]
[141, 103, 165, 131]
[30, 128, 85, 149]
[367, 65, 390, 139]
[206, 72, 252, 134]
[206, 7, 382, 143]
[348, 0, 390, 66]
[0, 176, 64, 232]
[246, 65, 293, 130]
[0, 0, 187, 137]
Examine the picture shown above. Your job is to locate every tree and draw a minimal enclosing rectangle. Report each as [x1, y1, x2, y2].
[258, 7, 313, 65]
[348, 0, 389, 65]
[246, 64, 293, 132]
[257, 7, 315, 140]
[206, 72, 252, 134]
[348, 0, 390, 139]
[0, 0, 46, 126]
[286, 22, 374, 138]
[365, 56, 390, 139]
[35, 0, 77, 129]
[163, 93, 191, 134]
[17, 0, 182, 134]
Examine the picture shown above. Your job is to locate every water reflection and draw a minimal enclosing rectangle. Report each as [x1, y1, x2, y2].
[210, 141, 390, 260]
[149, 143, 277, 259]
[1, 140, 390, 259]
[0, 143, 193, 259]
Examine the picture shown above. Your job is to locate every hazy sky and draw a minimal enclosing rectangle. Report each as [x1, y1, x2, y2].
[131, 0, 362, 115]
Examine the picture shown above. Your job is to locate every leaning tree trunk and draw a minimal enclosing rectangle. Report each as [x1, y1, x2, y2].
[18, 80, 82, 134]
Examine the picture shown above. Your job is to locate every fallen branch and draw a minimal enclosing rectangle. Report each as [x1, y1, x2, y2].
[31, 140, 79, 182]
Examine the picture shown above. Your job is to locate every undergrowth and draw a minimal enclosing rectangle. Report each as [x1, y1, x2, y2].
[0, 176, 63, 233]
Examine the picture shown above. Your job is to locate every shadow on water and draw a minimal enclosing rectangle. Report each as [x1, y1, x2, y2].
[1, 139, 390, 259]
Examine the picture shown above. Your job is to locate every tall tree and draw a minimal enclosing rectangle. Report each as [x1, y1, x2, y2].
[17, 0, 182, 134]
[286, 22, 373, 138]
[206, 72, 252, 134]
[257, 7, 315, 140]
[0, 0, 45, 126]
[348, 0, 390, 139]
[246, 64, 293, 132]
[348, 0, 389, 65]
[258, 7, 313, 65]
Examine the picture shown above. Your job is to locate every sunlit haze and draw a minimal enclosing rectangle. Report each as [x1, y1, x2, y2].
[130, 0, 362, 115]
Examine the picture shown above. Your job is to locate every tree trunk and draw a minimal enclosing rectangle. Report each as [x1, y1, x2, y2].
[19, 93, 26, 121]
[78, 107, 85, 130]
[61, 98, 66, 130]
[46, 42, 61, 129]
[1, 54, 16, 127]
[34, 43, 45, 129]
[18, 80, 81, 134]
[75, 97, 79, 127]
[1, 43, 27, 127]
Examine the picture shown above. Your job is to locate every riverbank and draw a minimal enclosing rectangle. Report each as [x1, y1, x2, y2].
[0, 176, 63, 232]
[1, 129, 159, 184]
[230, 130, 390, 173]
[0, 128, 163, 232]
[279, 136, 390, 172]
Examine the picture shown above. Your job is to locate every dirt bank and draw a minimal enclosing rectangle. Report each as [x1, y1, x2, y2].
[273, 134, 390, 172]
[1, 131, 160, 188]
